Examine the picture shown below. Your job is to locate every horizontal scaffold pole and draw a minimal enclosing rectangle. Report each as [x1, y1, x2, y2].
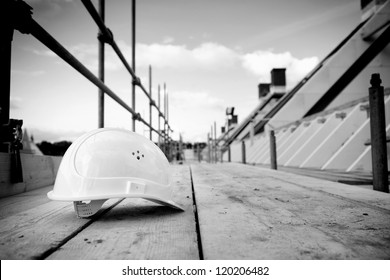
[9, 0, 163, 137]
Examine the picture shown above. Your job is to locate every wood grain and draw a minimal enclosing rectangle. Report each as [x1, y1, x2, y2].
[191, 163, 390, 259]
[0, 185, 122, 259]
[0, 185, 53, 219]
[47, 164, 199, 260]
[2, 162, 388, 260]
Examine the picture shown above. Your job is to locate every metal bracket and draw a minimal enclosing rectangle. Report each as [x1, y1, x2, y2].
[97, 28, 114, 45]
[132, 76, 141, 86]
[0, 119, 23, 148]
[132, 113, 141, 121]
[317, 117, 326, 124]
[335, 112, 347, 120]
[5, 0, 33, 34]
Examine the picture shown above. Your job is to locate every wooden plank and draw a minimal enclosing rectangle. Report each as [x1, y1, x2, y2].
[0, 185, 53, 219]
[47, 164, 199, 260]
[256, 164, 377, 186]
[191, 163, 390, 259]
[0, 186, 122, 259]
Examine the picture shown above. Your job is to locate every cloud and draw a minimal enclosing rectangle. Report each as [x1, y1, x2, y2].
[30, 40, 318, 88]
[162, 36, 175, 44]
[241, 50, 318, 87]
[135, 42, 240, 70]
[19, 39, 321, 143]
[169, 90, 226, 141]
[32, 41, 241, 72]
[171, 90, 225, 112]
[122, 42, 316, 86]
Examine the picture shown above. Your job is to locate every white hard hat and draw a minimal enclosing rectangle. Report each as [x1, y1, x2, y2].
[48, 128, 183, 218]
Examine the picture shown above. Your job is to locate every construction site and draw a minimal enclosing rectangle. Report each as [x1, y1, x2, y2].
[1, 0, 390, 262]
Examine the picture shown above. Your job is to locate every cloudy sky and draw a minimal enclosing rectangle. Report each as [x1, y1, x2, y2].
[10, 0, 361, 143]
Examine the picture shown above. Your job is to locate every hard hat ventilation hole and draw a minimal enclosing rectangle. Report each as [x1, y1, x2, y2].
[131, 151, 145, 160]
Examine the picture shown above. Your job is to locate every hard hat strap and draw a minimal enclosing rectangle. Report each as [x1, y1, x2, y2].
[73, 199, 107, 218]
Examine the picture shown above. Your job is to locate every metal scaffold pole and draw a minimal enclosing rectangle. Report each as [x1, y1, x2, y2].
[97, 0, 105, 128]
[0, 10, 13, 133]
[241, 140, 246, 164]
[131, 0, 136, 132]
[207, 133, 211, 163]
[158, 84, 161, 147]
[270, 130, 277, 170]
[149, 65, 152, 140]
[164, 83, 167, 154]
[210, 125, 214, 163]
[0, 1, 25, 183]
[214, 121, 217, 163]
[369, 73, 389, 193]
[166, 87, 169, 158]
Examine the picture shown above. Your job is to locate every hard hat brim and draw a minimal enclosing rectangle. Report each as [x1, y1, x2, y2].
[47, 190, 184, 211]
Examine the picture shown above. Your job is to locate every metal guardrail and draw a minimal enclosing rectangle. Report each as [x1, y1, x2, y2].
[80, 0, 172, 134]
[1, 0, 177, 182]
[2, 0, 173, 145]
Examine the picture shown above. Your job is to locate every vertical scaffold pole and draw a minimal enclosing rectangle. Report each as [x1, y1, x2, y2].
[207, 133, 211, 163]
[210, 125, 213, 163]
[0, 10, 14, 152]
[0, 24, 13, 127]
[270, 130, 277, 170]
[227, 120, 231, 162]
[167, 88, 169, 131]
[167, 89, 170, 160]
[158, 85, 161, 147]
[369, 73, 389, 193]
[214, 121, 217, 163]
[149, 65, 152, 140]
[242, 140, 246, 164]
[131, 0, 136, 132]
[167, 86, 169, 125]
[164, 83, 167, 155]
[97, 0, 105, 128]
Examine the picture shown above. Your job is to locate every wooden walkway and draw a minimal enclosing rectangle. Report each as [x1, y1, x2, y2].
[255, 164, 383, 187]
[1, 163, 389, 260]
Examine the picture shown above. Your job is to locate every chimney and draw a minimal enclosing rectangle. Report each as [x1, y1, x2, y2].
[228, 115, 238, 127]
[258, 83, 270, 98]
[270, 68, 286, 95]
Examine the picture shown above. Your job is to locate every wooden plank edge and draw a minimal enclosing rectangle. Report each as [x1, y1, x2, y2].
[225, 163, 390, 212]
[34, 198, 124, 260]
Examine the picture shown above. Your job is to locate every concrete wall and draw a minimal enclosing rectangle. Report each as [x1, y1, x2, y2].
[0, 153, 62, 198]
[268, 1, 390, 128]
